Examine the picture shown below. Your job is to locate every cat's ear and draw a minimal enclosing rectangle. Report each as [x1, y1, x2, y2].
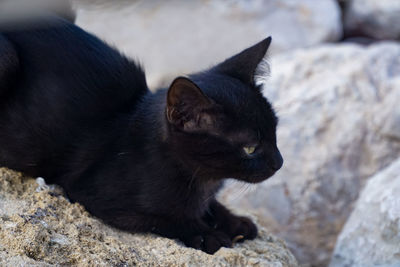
[213, 36, 271, 86]
[166, 77, 216, 132]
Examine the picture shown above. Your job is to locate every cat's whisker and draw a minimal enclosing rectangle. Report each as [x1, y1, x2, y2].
[203, 194, 214, 206]
[229, 181, 255, 201]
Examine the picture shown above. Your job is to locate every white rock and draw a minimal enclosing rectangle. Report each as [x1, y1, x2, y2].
[330, 158, 400, 267]
[35, 177, 49, 192]
[74, 0, 342, 87]
[221, 42, 400, 266]
[344, 0, 400, 40]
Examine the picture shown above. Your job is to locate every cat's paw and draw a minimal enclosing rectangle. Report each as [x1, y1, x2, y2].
[183, 230, 232, 254]
[230, 216, 258, 242]
[207, 201, 258, 243]
[213, 214, 258, 242]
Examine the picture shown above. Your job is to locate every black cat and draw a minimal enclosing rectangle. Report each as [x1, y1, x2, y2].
[0, 16, 283, 254]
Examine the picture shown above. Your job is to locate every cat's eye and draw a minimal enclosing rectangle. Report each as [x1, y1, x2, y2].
[243, 145, 257, 156]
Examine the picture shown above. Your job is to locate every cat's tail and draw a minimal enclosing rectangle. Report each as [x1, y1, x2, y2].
[0, 0, 76, 25]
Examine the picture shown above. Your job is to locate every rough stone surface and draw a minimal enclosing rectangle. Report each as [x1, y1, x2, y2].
[74, 0, 342, 88]
[0, 168, 298, 267]
[344, 0, 400, 40]
[220, 42, 400, 266]
[329, 158, 400, 267]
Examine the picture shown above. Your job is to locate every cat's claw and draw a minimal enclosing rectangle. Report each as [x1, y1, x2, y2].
[233, 216, 258, 242]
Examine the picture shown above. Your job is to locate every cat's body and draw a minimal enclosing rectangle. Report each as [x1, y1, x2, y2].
[0, 17, 282, 253]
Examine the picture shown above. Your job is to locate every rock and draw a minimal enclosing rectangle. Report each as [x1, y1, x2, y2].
[329, 158, 400, 267]
[74, 0, 342, 88]
[0, 0, 75, 23]
[344, 0, 400, 40]
[220, 42, 400, 266]
[0, 168, 298, 266]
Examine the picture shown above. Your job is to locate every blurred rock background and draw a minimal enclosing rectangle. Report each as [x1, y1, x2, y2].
[75, 0, 343, 88]
[1, 0, 399, 266]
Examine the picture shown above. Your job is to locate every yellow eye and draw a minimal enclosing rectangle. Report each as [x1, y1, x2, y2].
[243, 146, 256, 155]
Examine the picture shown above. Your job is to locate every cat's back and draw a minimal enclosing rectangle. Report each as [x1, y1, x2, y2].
[1, 16, 148, 114]
[0, 16, 148, 177]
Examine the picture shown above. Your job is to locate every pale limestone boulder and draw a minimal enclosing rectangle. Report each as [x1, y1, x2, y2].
[344, 0, 400, 40]
[74, 0, 342, 88]
[221, 42, 400, 266]
[0, 168, 298, 267]
[329, 158, 400, 267]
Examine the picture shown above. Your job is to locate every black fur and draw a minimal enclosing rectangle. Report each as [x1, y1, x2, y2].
[0, 17, 282, 254]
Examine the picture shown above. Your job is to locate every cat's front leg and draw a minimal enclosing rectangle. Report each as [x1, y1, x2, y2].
[107, 213, 232, 254]
[205, 200, 258, 243]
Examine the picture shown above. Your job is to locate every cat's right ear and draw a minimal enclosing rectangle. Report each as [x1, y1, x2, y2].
[213, 37, 271, 87]
[166, 77, 216, 132]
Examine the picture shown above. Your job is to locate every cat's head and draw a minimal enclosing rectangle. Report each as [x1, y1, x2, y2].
[165, 37, 282, 183]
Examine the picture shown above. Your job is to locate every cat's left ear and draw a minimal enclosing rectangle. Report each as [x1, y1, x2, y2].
[166, 77, 217, 133]
[213, 36, 271, 86]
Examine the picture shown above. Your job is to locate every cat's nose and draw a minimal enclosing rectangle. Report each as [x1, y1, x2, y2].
[270, 149, 283, 171]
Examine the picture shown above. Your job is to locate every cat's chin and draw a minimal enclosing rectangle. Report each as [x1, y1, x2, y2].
[236, 171, 277, 184]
